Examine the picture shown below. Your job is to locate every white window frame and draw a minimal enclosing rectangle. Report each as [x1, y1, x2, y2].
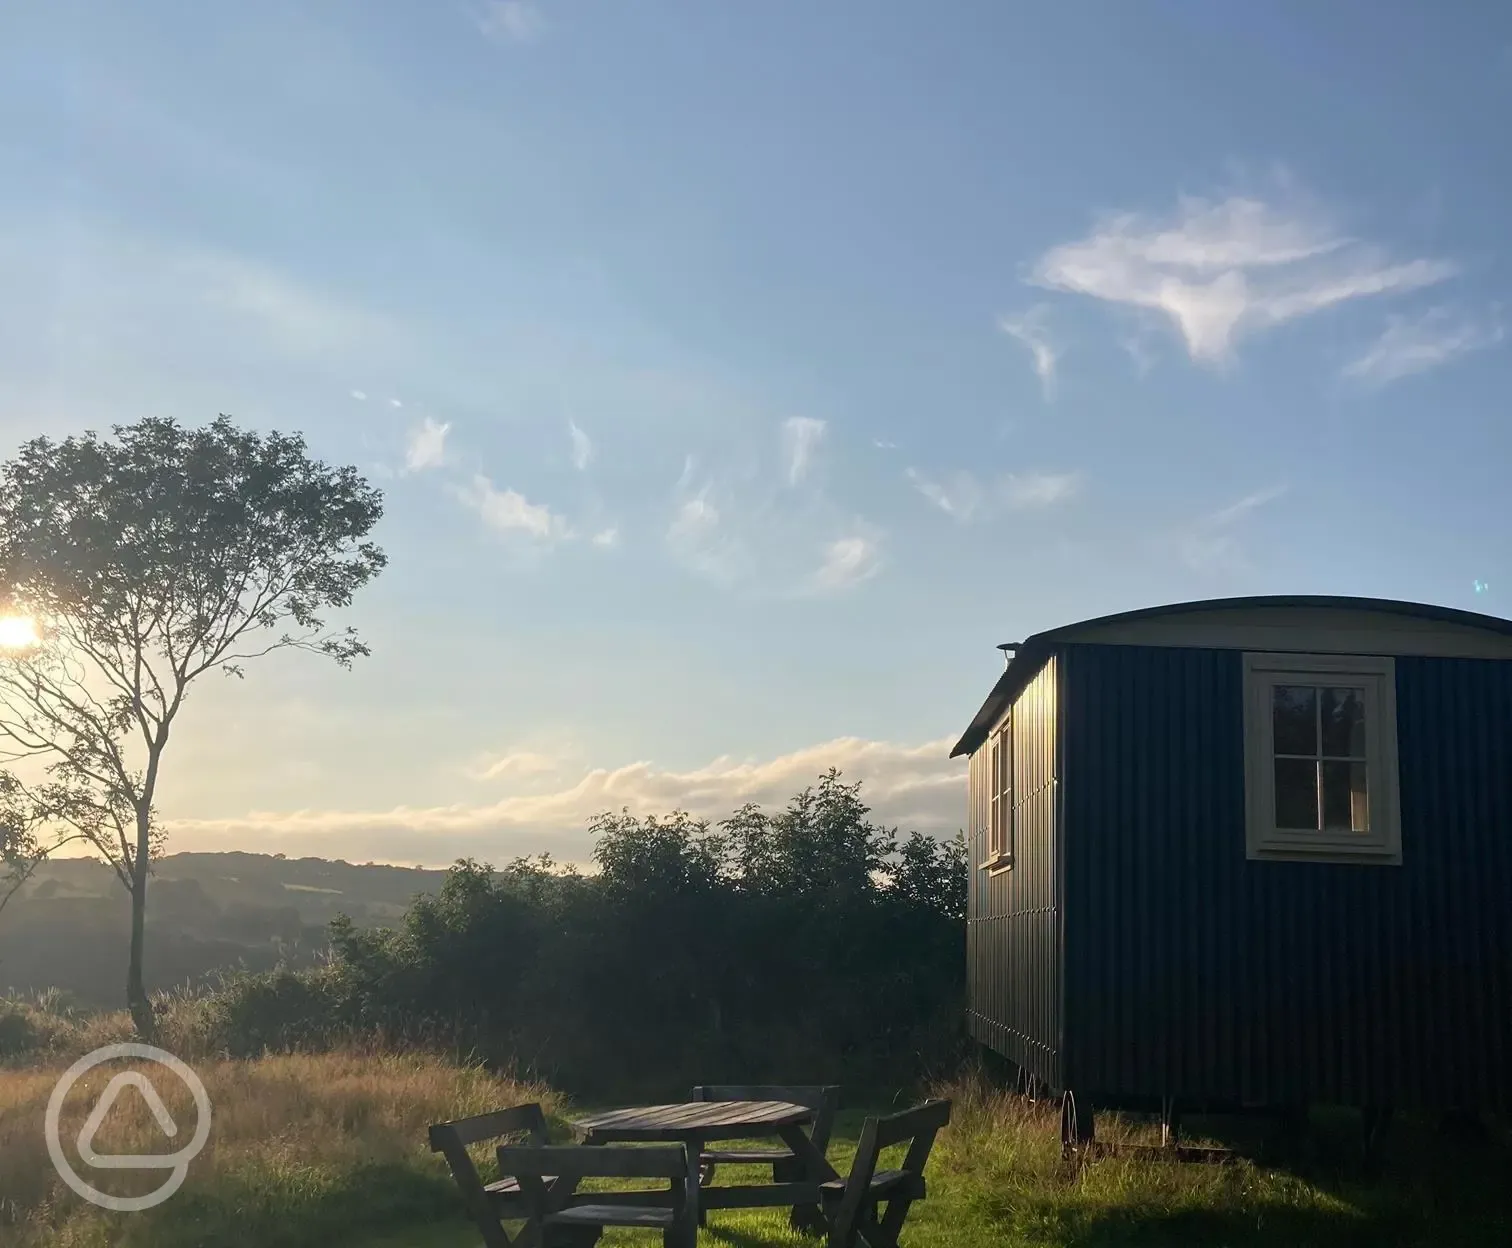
[1241, 651, 1402, 865]
[983, 717, 1014, 872]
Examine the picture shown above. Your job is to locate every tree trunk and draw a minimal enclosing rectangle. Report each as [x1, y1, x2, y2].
[127, 812, 155, 1042]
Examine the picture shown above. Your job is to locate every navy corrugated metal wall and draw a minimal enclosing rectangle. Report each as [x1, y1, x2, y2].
[1058, 643, 1512, 1109]
[966, 656, 1061, 1090]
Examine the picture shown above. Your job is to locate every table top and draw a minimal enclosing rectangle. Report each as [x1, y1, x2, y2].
[573, 1100, 813, 1142]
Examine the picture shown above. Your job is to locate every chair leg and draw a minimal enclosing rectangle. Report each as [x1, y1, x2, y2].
[790, 1203, 827, 1235]
[665, 1220, 697, 1248]
[828, 1200, 880, 1248]
[874, 1196, 912, 1248]
[844, 1201, 884, 1248]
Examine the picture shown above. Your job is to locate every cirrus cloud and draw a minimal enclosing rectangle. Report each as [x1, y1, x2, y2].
[1178, 483, 1289, 575]
[454, 474, 571, 541]
[1343, 307, 1504, 386]
[908, 468, 1081, 522]
[998, 306, 1059, 398]
[403, 416, 451, 473]
[477, 1, 544, 44]
[1032, 190, 1455, 364]
[568, 419, 593, 470]
[781, 417, 826, 486]
[810, 532, 883, 594]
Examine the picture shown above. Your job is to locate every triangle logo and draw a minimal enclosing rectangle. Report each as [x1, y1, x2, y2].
[76, 1072, 181, 1169]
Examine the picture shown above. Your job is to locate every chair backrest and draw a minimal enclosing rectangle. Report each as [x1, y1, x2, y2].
[429, 1103, 550, 1248]
[870, 1098, 951, 1155]
[832, 1099, 951, 1243]
[691, 1084, 842, 1153]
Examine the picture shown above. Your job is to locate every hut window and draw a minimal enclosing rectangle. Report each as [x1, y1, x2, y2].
[1242, 652, 1401, 865]
[985, 718, 1014, 870]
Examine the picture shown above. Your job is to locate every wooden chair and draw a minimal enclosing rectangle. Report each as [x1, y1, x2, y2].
[497, 1143, 699, 1248]
[818, 1099, 951, 1248]
[429, 1102, 554, 1248]
[690, 1084, 841, 1184]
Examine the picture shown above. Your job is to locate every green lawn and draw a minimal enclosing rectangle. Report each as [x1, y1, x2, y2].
[364, 1099, 1512, 1248]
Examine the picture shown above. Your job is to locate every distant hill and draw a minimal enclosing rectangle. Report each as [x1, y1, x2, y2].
[0, 851, 454, 1007]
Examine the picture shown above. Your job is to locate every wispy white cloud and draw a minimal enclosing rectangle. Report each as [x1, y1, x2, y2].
[454, 475, 570, 542]
[1032, 190, 1455, 363]
[873, 439, 898, 450]
[998, 306, 1059, 398]
[906, 468, 986, 522]
[666, 484, 743, 584]
[1120, 332, 1158, 377]
[591, 526, 620, 549]
[188, 250, 397, 357]
[1180, 483, 1288, 574]
[471, 749, 564, 782]
[568, 419, 593, 471]
[477, 0, 544, 44]
[1342, 307, 1503, 386]
[350, 389, 368, 401]
[164, 734, 965, 866]
[1207, 483, 1290, 527]
[664, 450, 889, 597]
[908, 468, 1080, 521]
[670, 493, 718, 540]
[781, 417, 826, 486]
[403, 416, 451, 473]
[390, 398, 403, 409]
[1002, 471, 1081, 509]
[810, 533, 883, 594]
[0, 223, 408, 408]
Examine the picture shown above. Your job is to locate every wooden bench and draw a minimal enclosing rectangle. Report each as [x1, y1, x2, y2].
[819, 1099, 951, 1248]
[429, 1103, 554, 1248]
[497, 1143, 698, 1248]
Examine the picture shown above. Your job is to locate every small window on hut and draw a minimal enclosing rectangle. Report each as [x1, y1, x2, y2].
[1242, 652, 1401, 865]
[984, 718, 1014, 871]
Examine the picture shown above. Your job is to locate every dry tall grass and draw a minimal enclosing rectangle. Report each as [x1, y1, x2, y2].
[0, 1045, 555, 1247]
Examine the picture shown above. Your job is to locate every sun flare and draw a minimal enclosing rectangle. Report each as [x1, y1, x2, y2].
[0, 615, 40, 649]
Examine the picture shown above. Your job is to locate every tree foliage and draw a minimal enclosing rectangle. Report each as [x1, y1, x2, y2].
[208, 772, 968, 1098]
[0, 415, 385, 1034]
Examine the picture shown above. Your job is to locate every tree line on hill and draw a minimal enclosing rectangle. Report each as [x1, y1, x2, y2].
[0, 852, 449, 1005]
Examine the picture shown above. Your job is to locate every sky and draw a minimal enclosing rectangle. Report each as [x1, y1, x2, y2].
[1, 0, 1510, 868]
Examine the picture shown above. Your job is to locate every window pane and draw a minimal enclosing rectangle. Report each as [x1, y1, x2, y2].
[1322, 760, 1370, 832]
[1272, 686, 1317, 756]
[1274, 758, 1318, 830]
[1321, 687, 1367, 758]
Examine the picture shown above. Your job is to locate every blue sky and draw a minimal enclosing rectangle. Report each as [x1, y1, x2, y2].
[2, 0, 1510, 866]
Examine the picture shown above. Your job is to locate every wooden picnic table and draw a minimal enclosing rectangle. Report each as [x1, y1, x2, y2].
[572, 1100, 841, 1230]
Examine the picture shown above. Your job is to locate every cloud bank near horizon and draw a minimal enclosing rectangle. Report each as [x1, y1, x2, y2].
[156, 734, 967, 869]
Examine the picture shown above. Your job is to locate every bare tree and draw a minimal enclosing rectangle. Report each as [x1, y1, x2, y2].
[0, 415, 386, 1037]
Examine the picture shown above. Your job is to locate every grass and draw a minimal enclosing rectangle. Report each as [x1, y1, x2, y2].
[1, 1043, 1508, 1248]
[0, 1046, 555, 1247]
